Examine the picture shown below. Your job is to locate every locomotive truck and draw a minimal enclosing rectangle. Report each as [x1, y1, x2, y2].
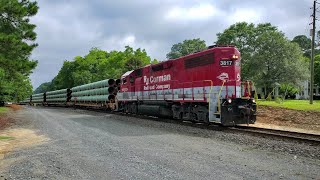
[23, 45, 257, 126]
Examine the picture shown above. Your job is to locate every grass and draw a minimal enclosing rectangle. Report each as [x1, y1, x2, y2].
[0, 136, 14, 140]
[257, 100, 320, 111]
[0, 107, 8, 113]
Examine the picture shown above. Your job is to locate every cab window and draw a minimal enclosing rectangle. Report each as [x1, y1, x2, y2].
[130, 76, 134, 83]
[122, 78, 127, 84]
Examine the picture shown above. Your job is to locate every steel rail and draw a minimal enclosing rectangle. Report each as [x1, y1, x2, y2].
[232, 126, 320, 144]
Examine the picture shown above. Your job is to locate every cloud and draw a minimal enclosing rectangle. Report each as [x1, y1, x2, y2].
[165, 3, 221, 21]
[228, 8, 262, 23]
[29, 0, 313, 89]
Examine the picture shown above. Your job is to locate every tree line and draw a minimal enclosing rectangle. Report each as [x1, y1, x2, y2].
[0, 0, 38, 102]
[34, 47, 158, 93]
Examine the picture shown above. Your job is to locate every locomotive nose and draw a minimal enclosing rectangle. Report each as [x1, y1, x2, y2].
[240, 107, 251, 116]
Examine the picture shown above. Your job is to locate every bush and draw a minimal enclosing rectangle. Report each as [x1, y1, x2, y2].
[266, 94, 272, 101]
[275, 96, 284, 104]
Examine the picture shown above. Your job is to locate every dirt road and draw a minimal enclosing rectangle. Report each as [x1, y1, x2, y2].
[0, 106, 319, 179]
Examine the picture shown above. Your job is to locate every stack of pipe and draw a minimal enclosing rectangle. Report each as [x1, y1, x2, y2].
[31, 93, 44, 103]
[71, 79, 116, 103]
[115, 79, 121, 90]
[113, 78, 121, 97]
[20, 97, 30, 104]
[46, 89, 68, 103]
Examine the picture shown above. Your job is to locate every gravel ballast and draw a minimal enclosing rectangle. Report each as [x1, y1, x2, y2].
[0, 106, 319, 179]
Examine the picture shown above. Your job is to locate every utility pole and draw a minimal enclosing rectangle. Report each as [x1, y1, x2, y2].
[310, 0, 316, 104]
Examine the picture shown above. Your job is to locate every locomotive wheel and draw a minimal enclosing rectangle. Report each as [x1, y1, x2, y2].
[190, 113, 198, 123]
[179, 112, 183, 119]
[131, 103, 137, 114]
[203, 114, 210, 126]
[127, 103, 137, 114]
[124, 104, 129, 113]
[177, 112, 184, 122]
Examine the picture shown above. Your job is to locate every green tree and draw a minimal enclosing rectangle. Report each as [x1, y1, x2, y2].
[123, 47, 151, 72]
[0, 0, 39, 101]
[166, 38, 207, 59]
[216, 22, 309, 94]
[0, 74, 32, 102]
[39, 46, 153, 91]
[314, 54, 320, 87]
[279, 83, 299, 97]
[291, 35, 319, 58]
[292, 35, 312, 51]
[33, 82, 52, 94]
[216, 22, 278, 80]
[12, 75, 33, 102]
[253, 31, 309, 93]
[151, 59, 159, 64]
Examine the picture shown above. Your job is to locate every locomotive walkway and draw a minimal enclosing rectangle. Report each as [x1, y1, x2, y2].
[0, 106, 319, 179]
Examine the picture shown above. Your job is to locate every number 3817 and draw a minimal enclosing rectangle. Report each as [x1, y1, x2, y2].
[220, 60, 233, 66]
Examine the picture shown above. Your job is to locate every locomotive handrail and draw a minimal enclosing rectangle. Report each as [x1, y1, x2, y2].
[202, 80, 213, 116]
[202, 80, 213, 100]
[251, 81, 258, 99]
[247, 81, 251, 97]
[217, 80, 226, 114]
[180, 81, 192, 101]
[251, 81, 258, 111]
[241, 80, 255, 99]
[133, 80, 178, 101]
[132, 79, 214, 102]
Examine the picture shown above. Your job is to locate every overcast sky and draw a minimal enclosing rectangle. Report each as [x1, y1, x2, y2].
[30, 0, 312, 89]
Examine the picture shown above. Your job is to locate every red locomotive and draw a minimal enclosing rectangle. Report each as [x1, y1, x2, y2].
[117, 45, 257, 126]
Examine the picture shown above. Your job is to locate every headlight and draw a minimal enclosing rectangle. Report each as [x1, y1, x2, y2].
[251, 99, 256, 103]
[228, 99, 232, 104]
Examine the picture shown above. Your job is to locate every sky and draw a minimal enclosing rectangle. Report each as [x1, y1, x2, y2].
[30, 0, 312, 89]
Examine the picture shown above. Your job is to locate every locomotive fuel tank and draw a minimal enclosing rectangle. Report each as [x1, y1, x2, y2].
[137, 104, 173, 118]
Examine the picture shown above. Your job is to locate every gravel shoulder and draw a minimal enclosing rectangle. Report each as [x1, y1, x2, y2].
[0, 106, 319, 179]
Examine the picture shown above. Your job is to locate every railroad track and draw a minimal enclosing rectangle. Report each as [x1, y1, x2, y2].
[115, 112, 320, 144]
[101, 108, 320, 144]
[231, 126, 320, 144]
[32, 105, 320, 144]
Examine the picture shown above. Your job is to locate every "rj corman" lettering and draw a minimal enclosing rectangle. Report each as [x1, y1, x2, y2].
[143, 74, 171, 85]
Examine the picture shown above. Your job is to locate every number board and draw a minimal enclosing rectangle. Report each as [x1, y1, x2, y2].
[220, 60, 233, 66]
